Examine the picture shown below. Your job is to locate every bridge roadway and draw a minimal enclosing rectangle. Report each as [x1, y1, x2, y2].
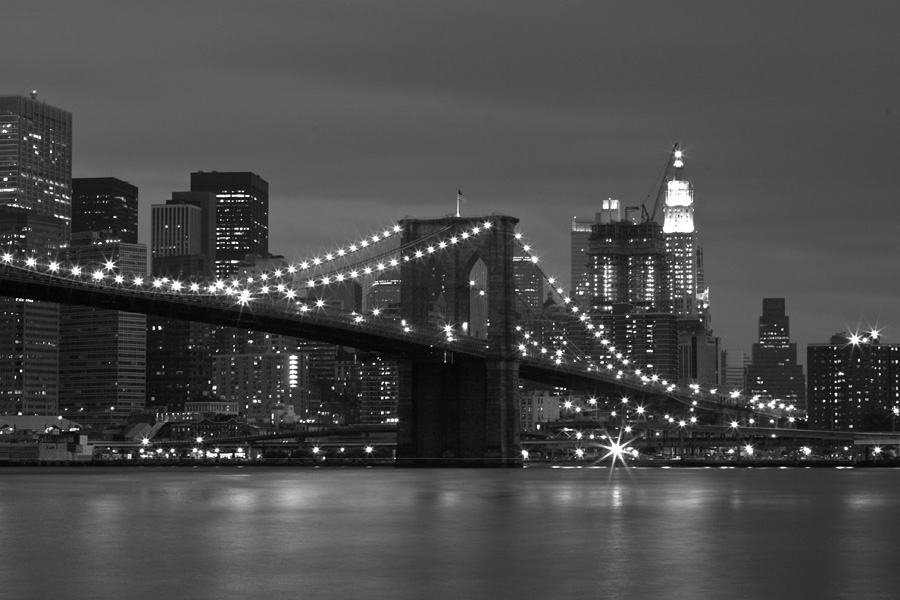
[0, 258, 791, 421]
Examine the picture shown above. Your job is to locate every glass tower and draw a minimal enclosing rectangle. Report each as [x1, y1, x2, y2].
[0, 94, 71, 417]
[189, 171, 268, 278]
[0, 94, 72, 240]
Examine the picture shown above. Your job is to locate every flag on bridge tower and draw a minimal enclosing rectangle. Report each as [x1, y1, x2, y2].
[456, 189, 466, 217]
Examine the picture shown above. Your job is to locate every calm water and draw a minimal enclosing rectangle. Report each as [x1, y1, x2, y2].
[1, 466, 898, 600]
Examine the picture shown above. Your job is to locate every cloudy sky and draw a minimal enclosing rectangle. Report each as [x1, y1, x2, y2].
[6, 1, 900, 357]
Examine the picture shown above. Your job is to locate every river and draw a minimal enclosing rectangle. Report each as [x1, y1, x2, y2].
[1, 465, 898, 600]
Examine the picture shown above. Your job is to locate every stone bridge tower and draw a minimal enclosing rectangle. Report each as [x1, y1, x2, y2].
[396, 215, 521, 466]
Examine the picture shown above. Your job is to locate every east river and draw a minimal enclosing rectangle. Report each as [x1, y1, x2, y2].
[1, 466, 898, 600]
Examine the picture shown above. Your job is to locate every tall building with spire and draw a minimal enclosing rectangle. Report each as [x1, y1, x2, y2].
[662, 148, 704, 319]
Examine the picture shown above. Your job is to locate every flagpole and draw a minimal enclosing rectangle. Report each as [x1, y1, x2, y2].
[456, 189, 461, 217]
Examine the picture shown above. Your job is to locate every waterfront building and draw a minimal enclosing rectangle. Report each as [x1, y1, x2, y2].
[72, 178, 138, 244]
[356, 353, 399, 425]
[521, 390, 562, 432]
[745, 298, 806, 409]
[807, 331, 899, 431]
[189, 171, 268, 279]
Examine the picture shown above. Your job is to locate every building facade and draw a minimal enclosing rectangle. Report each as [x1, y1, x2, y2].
[745, 298, 806, 409]
[147, 193, 217, 410]
[807, 331, 899, 432]
[189, 171, 268, 278]
[586, 206, 669, 313]
[0, 94, 73, 239]
[662, 150, 704, 319]
[72, 177, 138, 244]
[59, 241, 147, 427]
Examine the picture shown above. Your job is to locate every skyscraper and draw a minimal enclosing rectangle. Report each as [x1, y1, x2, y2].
[571, 215, 595, 303]
[190, 171, 268, 278]
[60, 240, 147, 427]
[586, 199, 669, 313]
[807, 331, 898, 431]
[745, 298, 806, 409]
[662, 149, 702, 318]
[72, 178, 138, 244]
[0, 208, 66, 416]
[146, 193, 217, 410]
[0, 94, 73, 239]
[0, 94, 72, 417]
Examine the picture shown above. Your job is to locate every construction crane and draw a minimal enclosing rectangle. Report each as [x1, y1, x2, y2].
[641, 143, 680, 223]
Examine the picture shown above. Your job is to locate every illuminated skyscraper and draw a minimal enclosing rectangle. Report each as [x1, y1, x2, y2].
[662, 149, 703, 318]
[0, 94, 72, 417]
[190, 171, 268, 278]
[0, 94, 72, 239]
[586, 199, 669, 313]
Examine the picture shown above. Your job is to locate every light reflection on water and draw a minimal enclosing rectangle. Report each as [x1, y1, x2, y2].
[1, 467, 899, 600]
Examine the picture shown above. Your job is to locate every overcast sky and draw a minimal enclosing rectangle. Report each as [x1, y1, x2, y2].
[6, 1, 900, 358]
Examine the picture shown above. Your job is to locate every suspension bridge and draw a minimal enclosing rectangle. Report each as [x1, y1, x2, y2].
[0, 214, 799, 466]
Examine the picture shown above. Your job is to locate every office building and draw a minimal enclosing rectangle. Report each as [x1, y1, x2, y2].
[571, 215, 594, 304]
[0, 208, 66, 416]
[356, 353, 399, 425]
[190, 171, 268, 278]
[0, 94, 72, 417]
[59, 240, 147, 427]
[807, 331, 899, 431]
[745, 298, 806, 409]
[0, 93, 73, 239]
[723, 349, 750, 390]
[72, 178, 138, 244]
[586, 199, 669, 313]
[146, 193, 217, 410]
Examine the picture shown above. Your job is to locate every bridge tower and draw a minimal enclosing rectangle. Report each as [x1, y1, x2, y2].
[396, 215, 521, 466]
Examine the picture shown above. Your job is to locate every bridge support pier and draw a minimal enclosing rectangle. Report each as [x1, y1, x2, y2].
[396, 357, 521, 467]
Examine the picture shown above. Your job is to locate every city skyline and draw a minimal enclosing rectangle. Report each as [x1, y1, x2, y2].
[6, 1, 900, 355]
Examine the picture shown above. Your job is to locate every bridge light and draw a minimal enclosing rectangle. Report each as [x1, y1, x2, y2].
[1, 252, 12, 263]
[730, 421, 739, 429]
[71, 266, 82, 276]
[521, 449, 529, 460]
[115, 275, 125, 284]
[171, 280, 182, 291]
[92, 270, 104, 281]
[25, 256, 37, 268]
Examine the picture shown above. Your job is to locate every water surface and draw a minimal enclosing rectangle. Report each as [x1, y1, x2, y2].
[1, 466, 897, 600]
